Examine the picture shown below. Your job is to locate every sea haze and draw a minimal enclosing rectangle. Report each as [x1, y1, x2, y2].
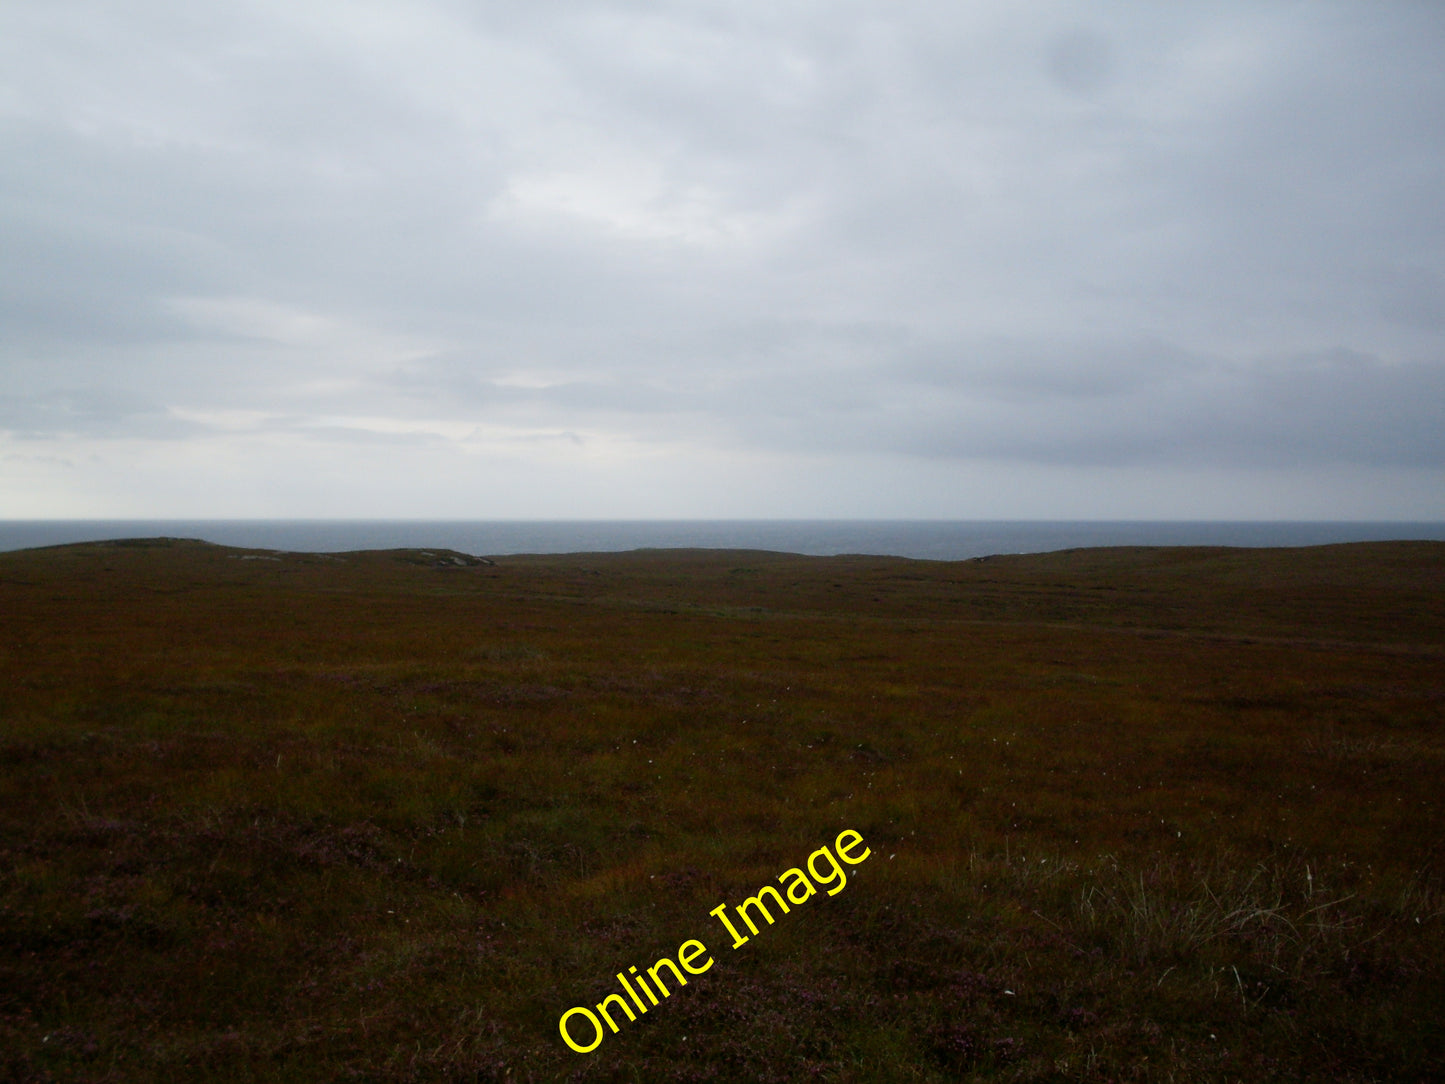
[1, 522, 1442, 561]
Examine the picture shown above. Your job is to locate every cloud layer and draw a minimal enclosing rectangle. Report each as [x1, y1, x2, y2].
[3, 1, 1443, 517]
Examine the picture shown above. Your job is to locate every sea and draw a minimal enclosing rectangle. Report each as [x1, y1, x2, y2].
[1, 521, 1442, 562]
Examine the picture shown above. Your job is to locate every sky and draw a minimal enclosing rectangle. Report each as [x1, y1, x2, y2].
[2, 1, 1443, 520]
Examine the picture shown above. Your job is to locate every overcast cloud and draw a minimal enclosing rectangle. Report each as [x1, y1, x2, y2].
[3, 1, 1443, 518]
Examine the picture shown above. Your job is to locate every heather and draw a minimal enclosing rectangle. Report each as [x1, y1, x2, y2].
[1, 539, 1442, 1081]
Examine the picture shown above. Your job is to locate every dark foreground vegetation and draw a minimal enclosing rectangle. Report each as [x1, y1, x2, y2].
[1, 538, 1442, 1082]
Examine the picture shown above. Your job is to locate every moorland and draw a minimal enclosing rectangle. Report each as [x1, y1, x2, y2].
[0, 538, 1442, 1082]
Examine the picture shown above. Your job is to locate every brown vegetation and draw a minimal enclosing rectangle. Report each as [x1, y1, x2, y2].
[1, 538, 1442, 1080]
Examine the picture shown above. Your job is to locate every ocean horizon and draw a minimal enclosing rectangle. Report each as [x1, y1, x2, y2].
[2, 520, 1443, 562]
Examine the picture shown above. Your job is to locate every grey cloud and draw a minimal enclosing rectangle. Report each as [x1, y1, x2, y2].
[1046, 27, 1115, 97]
[741, 346, 1445, 469]
[1374, 266, 1445, 332]
[1, 1, 1443, 516]
[893, 337, 1201, 401]
[0, 388, 198, 440]
[394, 333, 1445, 471]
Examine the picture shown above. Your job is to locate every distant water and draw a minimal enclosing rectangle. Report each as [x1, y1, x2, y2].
[1, 521, 1442, 561]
